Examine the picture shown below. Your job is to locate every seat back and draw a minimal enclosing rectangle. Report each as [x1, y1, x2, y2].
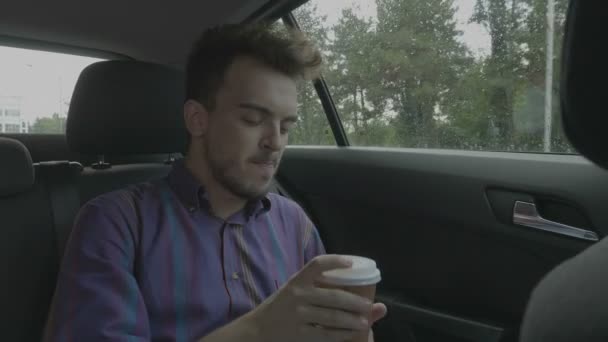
[66, 60, 187, 204]
[0, 138, 58, 341]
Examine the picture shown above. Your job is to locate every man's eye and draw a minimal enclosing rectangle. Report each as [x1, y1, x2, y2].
[281, 123, 296, 134]
[242, 117, 261, 125]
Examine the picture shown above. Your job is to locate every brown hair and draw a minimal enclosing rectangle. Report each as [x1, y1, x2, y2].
[186, 23, 323, 110]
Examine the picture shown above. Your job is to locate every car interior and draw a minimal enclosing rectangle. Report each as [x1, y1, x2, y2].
[0, 0, 606, 341]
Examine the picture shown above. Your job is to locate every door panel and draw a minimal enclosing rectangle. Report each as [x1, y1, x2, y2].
[277, 146, 608, 341]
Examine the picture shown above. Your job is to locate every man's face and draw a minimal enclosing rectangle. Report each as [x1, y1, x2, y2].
[198, 56, 298, 199]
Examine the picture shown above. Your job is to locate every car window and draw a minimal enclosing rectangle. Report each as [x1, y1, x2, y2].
[273, 20, 335, 146]
[293, 0, 573, 153]
[0, 46, 102, 134]
[291, 81, 336, 146]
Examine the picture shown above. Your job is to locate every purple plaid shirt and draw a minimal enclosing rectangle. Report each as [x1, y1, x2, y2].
[44, 160, 325, 341]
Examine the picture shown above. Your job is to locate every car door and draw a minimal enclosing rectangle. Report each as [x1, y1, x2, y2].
[270, 1, 607, 341]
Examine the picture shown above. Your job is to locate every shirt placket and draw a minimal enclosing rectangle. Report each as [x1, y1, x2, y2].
[220, 223, 244, 318]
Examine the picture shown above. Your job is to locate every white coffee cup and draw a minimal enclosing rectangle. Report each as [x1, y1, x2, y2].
[321, 255, 381, 342]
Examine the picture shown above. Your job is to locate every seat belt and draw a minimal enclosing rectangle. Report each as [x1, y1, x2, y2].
[36, 161, 82, 262]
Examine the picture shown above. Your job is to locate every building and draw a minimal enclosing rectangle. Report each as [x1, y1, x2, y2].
[0, 95, 28, 134]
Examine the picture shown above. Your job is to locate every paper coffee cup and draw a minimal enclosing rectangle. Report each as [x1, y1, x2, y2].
[321, 256, 381, 342]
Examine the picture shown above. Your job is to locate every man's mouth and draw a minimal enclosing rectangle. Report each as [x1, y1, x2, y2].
[252, 160, 276, 167]
[250, 159, 277, 168]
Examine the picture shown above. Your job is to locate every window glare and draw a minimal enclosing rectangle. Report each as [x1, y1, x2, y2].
[0, 46, 101, 134]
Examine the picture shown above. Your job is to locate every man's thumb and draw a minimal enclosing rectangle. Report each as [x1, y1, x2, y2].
[297, 254, 353, 283]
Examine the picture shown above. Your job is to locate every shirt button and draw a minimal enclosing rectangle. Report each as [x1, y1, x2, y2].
[232, 272, 240, 280]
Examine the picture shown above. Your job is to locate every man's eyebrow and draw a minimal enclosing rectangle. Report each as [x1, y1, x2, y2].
[239, 102, 298, 122]
[239, 102, 272, 115]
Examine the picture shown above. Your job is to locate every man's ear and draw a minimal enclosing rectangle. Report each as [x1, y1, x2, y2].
[184, 100, 209, 139]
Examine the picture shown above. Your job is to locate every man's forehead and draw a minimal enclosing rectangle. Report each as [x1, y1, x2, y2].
[220, 57, 298, 113]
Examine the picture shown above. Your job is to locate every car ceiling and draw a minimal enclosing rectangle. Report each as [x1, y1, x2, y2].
[0, 0, 274, 68]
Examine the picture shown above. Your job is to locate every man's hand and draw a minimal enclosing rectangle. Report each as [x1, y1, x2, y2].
[250, 255, 385, 342]
[368, 303, 388, 342]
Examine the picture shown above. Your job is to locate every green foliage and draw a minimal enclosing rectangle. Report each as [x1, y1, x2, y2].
[292, 0, 573, 153]
[30, 113, 66, 134]
[286, 7, 336, 146]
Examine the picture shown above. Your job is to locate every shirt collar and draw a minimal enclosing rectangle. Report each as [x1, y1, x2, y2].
[167, 159, 271, 222]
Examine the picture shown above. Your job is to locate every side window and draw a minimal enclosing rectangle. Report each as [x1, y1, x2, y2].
[292, 82, 335, 146]
[294, 0, 573, 153]
[274, 18, 335, 146]
[0, 46, 101, 135]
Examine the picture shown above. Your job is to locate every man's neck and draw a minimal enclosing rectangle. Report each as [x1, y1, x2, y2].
[184, 156, 247, 220]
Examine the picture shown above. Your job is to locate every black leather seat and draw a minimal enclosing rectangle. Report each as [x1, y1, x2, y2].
[520, 1, 608, 341]
[0, 137, 60, 341]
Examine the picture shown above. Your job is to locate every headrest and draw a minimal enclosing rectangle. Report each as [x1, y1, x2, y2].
[66, 60, 188, 155]
[0, 138, 34, 197]
[561, 1, 608, 169]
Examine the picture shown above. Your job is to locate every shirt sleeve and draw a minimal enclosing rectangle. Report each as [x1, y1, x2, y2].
[43, 193, 150, 341]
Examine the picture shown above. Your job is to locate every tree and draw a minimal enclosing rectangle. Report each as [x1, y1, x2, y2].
[470, 0, 525, 148]
[375, 0, 471, 147]
[328, 9, 383, 145]
[516, 0, 571, 152]
[290, 0, 571, 153]
[30, 113, 66, 134]
[290, 4, 335, 145]
[440, 61, 492, 149]
[471, 0, 571, 151]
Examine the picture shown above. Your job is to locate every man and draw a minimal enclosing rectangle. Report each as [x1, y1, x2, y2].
[44, 24, 386, 341]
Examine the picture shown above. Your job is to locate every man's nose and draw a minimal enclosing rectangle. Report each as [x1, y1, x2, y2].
[262, 125, 282, 151]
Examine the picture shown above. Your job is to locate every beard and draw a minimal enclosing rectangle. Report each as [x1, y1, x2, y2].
[205, 144, 275, 200]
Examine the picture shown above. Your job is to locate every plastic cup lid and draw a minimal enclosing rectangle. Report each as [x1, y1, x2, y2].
[322, 255, 381, 286]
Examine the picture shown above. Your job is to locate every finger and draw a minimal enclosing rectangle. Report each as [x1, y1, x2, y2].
[297, 305, 369, 331]
[370, 303, 387, 323]
[308, 287, 372, 315]
[296, 255, 353, 284]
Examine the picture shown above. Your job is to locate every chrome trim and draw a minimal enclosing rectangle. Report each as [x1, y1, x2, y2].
[513, 201, 599, 242]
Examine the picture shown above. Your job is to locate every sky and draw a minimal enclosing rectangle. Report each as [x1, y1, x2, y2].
[0, 0, 491, 125]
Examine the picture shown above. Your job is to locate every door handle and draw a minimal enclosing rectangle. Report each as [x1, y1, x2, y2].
[513, 201, 599, 242]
